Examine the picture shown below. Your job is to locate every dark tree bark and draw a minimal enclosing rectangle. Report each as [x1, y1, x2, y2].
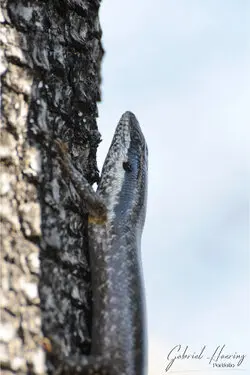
[0, 0, 104, 373]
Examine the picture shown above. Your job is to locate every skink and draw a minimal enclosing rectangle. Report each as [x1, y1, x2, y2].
[54, 111, 148, 375]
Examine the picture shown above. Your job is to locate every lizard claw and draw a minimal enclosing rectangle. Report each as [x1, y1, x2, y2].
[54, 139, 71, 173]
[54, 139, 69, 155]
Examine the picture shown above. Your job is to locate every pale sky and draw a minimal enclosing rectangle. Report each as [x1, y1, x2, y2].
[97, 1, 249, 374]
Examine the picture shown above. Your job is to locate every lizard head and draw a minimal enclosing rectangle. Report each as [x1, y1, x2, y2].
[98, 111, 148, 235]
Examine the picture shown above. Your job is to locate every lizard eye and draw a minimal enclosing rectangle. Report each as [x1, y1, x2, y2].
[123, 161, 132, 172]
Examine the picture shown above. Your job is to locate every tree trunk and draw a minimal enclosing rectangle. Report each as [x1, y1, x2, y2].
[0, 0, 104, 373]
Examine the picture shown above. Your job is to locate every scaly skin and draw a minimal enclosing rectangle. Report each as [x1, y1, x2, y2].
[54, 112, 148, 375]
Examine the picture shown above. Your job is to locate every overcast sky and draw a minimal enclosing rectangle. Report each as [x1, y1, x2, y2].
[98, 1, 249, 374]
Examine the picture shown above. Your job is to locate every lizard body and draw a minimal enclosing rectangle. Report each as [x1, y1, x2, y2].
[54, 111, 148, 375]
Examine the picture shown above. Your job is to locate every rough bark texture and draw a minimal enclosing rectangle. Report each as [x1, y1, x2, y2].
[0, 0, 104, 373]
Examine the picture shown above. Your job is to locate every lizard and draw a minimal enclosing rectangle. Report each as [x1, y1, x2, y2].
[52, 111, 148, 375]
